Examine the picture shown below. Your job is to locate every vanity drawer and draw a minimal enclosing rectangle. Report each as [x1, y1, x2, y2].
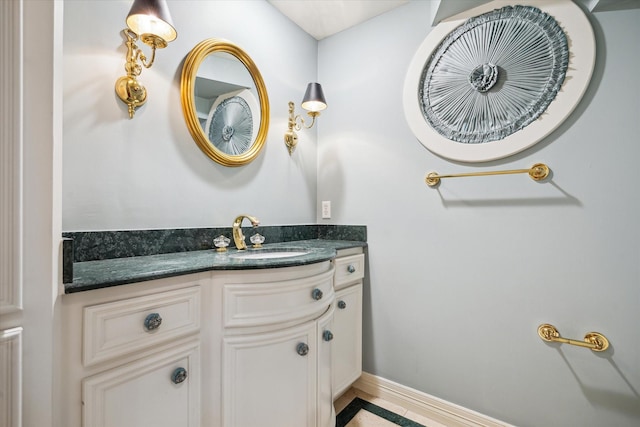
[333, 254, 365, 290]
[223, 267, 334, 329]
[83, 286, 201, 367]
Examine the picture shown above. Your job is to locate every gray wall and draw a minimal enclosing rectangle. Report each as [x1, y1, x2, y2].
[62, 1, 640, 426]
[318, 2, 640, 426]
[63, 0, 320, 230]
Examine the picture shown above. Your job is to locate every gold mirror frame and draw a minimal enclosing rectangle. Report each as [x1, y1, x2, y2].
[181, 39, 270, 167]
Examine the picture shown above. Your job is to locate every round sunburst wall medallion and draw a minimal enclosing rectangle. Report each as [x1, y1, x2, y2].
[208, 96, 254, 155]
[403, 0, 595, 163]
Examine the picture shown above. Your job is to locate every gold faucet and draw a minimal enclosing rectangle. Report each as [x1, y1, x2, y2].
[232, 214, 260, 250]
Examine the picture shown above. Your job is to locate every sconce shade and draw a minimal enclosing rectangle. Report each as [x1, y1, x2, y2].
[301, 83, 327, 113]
[126, 0, 177, 43]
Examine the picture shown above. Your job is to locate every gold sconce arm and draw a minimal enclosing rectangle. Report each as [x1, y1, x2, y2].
[292, 110, 320, 131]
[537, 324, 609, 352]
[123, 29, 161, 71]
[425, 163, 550, 187]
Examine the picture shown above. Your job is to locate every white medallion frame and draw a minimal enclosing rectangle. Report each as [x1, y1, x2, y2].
[403, 0, 595, 163]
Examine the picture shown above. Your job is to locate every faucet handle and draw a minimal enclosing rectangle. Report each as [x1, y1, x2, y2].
[214, 235, 231, 252]
[250, 233, 265, 248]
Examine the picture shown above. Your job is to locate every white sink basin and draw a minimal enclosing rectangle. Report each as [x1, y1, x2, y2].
[229, 249, 309, 260]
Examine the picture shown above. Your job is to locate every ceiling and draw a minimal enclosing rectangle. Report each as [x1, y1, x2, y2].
[267, 0, 409, 40]
[268, 0, 639, 41]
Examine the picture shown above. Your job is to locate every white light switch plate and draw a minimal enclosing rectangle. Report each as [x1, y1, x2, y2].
[322, 201, 331, 219]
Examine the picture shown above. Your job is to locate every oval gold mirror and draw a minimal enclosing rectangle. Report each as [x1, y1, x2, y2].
[181, 39, 269, 166]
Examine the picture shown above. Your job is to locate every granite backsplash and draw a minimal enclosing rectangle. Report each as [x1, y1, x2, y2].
[63, 224, 366, 263]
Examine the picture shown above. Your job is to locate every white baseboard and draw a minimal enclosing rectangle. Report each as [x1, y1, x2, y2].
[352, 372, 515, 427]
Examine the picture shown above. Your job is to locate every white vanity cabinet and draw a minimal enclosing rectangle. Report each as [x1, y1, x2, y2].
[59, 245, 366, 427]
[331, 249, 365, 398]
[59, 273, 207, 427]
[217, 261, 336, 427]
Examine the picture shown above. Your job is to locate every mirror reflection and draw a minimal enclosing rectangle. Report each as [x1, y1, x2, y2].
[194, 52, 261, 155]
[181, 39, 269, 167]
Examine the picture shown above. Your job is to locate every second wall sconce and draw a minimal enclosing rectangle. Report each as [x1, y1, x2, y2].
[284, 83, 327, 155]
[115, 0, 177, 119]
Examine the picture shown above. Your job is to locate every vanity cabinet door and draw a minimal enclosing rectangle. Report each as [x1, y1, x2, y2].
[223, 321, 318, 427]
[82, 339, 200, 427]
[332, 283, 363, 398]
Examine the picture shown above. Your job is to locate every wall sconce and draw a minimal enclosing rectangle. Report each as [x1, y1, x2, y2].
[284, 83, 327, 155]
[115, 0, 177, 118]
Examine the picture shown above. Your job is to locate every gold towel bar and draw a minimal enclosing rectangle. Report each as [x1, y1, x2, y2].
[537, 324, 609, 352]
[425, 163, 550, 187]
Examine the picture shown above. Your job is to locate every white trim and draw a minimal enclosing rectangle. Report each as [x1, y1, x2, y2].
[21, 0, 63, 425]
[353, 372, 515, 427]
[0, 0, 23, 317]
[1, 327, 22, 427]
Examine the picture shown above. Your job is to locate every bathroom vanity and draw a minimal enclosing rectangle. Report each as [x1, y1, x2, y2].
[58, 240, 365, 427]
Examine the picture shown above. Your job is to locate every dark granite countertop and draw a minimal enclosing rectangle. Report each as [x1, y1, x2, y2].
[65, 239, 366, 294]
